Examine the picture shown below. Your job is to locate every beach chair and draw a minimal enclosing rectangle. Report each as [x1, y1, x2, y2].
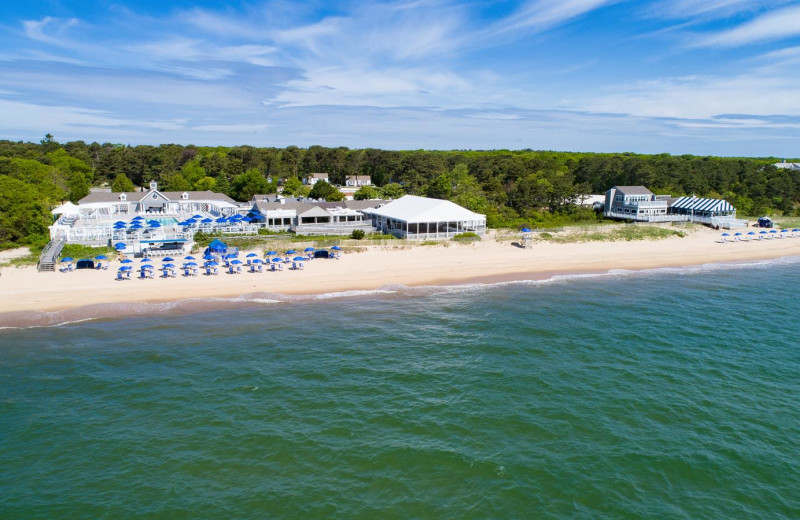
[125, 271, 132, 280]
[206, 267, 214, 276]
[298, 262, 304, 270]
[147, 270, 155, 279]
[270, 263, 277, 272]
[183, 267, 191, 277]
[292, 262, 297, 270]
[116, 271, 124, 281]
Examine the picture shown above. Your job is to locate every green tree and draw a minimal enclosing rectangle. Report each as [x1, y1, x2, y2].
[281, 176, 305, 196]
[379, 182, 405, 199]
[0, 176, 50, 245]
[308, 180, 345, 201]
[230, 168, 271, 202]
[111, 173, 135, 192]
[47, 149, 93, 202]
[353, 185, 380, 200]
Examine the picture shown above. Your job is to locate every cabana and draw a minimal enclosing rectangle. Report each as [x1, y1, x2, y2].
[362, 195, 486, 240]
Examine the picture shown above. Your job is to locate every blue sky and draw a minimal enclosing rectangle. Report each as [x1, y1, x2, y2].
[1, 1, 799, 156]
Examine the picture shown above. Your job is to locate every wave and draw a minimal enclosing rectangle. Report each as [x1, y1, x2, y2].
[2, 254, 799, 330]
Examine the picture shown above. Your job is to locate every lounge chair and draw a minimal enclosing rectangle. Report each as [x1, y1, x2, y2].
[116, 271, 125, 281]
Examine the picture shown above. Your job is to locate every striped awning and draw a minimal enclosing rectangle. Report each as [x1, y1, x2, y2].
[670, 196, 735, 213]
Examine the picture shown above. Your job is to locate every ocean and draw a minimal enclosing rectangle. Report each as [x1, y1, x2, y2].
[2, 258, 799, 519]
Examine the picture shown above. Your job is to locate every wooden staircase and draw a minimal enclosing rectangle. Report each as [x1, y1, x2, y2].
[38, 239, 65, 272]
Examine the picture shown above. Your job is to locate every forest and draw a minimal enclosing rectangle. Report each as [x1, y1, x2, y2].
[1, 135, 797, 250]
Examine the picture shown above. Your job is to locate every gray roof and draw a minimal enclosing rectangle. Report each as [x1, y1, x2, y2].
[612, 186, 654, 196]
[253, 200, 314, 213]
[79, 189, 236, 205]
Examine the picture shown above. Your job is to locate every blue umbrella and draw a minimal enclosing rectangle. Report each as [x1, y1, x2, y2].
[163, 263, 175, 268]
[162, 257, 175, 262]
[747, 231, 756, 235]
[331, 245, 342, 250]
[215, 217, 228, 223]
[118, 265, 131, 271]
[114, 242, 127, 250]
[286, 249, 297, 254]
[252, 259, 263, 264]
[266, 251, 278, 256]
[132, 215, 144, 219]
[114, 220, 127, 225]
[120, 259, 133, 264]
[521, 227, 532, 232]
[246, 253, 258, 258]
[60, 257, 74, 262]
[206, 261, 219, 267]
[185, 262, 198, 267]
[192, 214, 203, 219]
[95, 255, 108, 260]
[141, 258, 153, 262]
[734, 232, 742, 236]
[721, 233, 729, 236]
[770, 230, 778, 234]
[130, 224, 144, 229]
[148, 222, 162, 228]
[231, 259, 243, 265]
[204, 254, 215, 260]
[793, 229, 799, 232]
[271, 258, 283, 263]
[293, 256, 306, 261]
[184, 256, 196, 260]
[201, 218, 213, 224]
[304, 247, 315, 252]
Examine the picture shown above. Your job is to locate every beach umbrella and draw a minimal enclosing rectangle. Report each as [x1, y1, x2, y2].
[271, 257, 283, 263]
[118, 265, 131, 271]
[304, 247, 315, 252]
[163, 263, 175, 268]
[266, 250, 278, 256]
[114, 242, 127, 250]
[215, 217, 228, 223]
[252, 258, 262, 264]
[132, 215, 144, 219]
[120, 259, 133, 264]
[246, 253, 258, 258]
[721, 233, 729, 237]
[130, 223, 143, 229]
[60, 257, 74, 263]
[793, 229, 799, 232]
[231, 259, 242, 265]
[185, 262, 198, 267]
[162, 257, 175, 262]
[285, 249, 297, 254]
[293, 256, 306, 261]
[734, 232, 742, 236]
[770, 230, 778, 234]
[95, 255, 108, 260]
[748, 231, 756, 235]
[206, 261, 219, 267]
[184, 255, 195, 260]
[331, 245, 342, 250]
[148, 221, 162, 228]
[203, 254, 215, 260]
[141, 257, 153, 262]
[201, 218, 213, 224]
[192, 214, 203, 219]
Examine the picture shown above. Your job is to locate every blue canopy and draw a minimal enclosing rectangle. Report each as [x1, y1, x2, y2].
[207, 239, 227, 253]
[331, 245, 342, 250]
[120, 259, 133, 264]
[521, 227, 532, 232]
[60, 257, 74, 262]
[304, 247, 315, 252]
[114, 242, 127, 250]
[162, 257, 175, 262]
[95, 255, 108, 260]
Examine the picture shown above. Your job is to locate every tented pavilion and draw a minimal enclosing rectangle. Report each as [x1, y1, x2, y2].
[363, 195, 486, 239]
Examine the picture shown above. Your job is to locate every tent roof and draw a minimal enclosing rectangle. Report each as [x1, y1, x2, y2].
[51, 201, 80, 215]
[364, 195, 485, 223]
[670, 196, 735, 212]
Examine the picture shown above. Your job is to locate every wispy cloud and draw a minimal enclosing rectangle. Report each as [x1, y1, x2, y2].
[22, 16, 79, 45]
[486, 0, 616, 36]
[694, 4, 800, 46]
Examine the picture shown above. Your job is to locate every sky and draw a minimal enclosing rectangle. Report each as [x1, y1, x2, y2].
[1, 0, 799, 156]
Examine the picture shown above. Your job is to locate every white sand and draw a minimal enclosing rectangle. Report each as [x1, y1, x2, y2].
[1, 227, 798, 317]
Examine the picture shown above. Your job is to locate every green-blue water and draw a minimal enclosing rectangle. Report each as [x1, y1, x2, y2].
[2, 259, 800, 518]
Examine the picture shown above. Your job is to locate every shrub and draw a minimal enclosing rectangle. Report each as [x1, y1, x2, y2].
[350, 229, 365, 240]
[452, 232, 481, 242]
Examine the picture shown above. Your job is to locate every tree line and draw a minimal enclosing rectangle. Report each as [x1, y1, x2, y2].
[0, 136, 796, 250]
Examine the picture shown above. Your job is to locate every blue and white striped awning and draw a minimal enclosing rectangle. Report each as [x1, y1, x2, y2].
[670, 196, 735, 213]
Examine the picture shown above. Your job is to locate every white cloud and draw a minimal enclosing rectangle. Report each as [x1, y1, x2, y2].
[486, 0, 615, 36]
[695, 4, 800, 46]
[193, 124, 270, 132]
[648, 0, 781, 18]
[22, 16, 79, 45]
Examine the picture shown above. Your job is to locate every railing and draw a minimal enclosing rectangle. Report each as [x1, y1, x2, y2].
[38, 238, 65, 272]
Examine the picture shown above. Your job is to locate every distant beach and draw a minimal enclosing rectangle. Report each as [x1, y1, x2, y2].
[2, 226, 800, 326]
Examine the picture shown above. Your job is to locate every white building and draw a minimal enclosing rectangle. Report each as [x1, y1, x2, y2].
[305, 173, 329, 185]
[362, 195, 486, 239]
[345, 175, 372, 187]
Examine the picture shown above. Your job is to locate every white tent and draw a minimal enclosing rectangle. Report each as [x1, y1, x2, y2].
[364, 195, 486, 239]
[51, 201, 80, 216]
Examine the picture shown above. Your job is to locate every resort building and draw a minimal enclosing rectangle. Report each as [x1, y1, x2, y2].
[604, 186, 743, 228]
[774, 161, 800, 170]
[604, 186, 671, 222]
[362, 195, 486, 239]
[251, 199, 382, 236]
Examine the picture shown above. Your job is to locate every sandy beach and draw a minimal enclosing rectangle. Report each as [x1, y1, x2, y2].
[1, 227, 799, 322]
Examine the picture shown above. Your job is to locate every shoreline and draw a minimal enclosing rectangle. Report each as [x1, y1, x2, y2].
[2, 227, 800, 327]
